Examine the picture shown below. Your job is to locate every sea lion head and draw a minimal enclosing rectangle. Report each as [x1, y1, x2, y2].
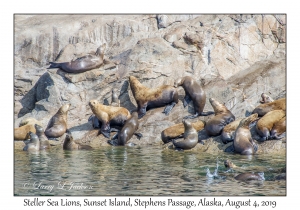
[59, 103, 71, 114]
[224, 159, 236, 168]
[182, 119, 192, 131]
[88, 99, 99, 110]
[209, 98, 227, 114]
[34, 124, 44, 134]
[95, 43, 107, 56]
[260, 93, 274, 104]
[65, 130, 73, 142]
[174, 78, 183, 88]
[29, 131, 39, 144]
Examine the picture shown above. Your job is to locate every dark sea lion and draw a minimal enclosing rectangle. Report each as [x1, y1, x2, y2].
[233, 113, 259, 155]
[63, 130, 93, 150]
[252, 98, 286, 117]
[204, 98, 235, 136]
[174, 76, 214, 119]
[234, 172, 265, 181]
[48, 44, 106, 73]
[129, 76, 178, 119]
[260, 93, 274, 104]
[221, 118, 242, 144]
[172, 119, 198, 150]
[34, 124, 50, 150]
[270, 116, 286, 140]
[14, 118, 41, 140]
[89, 99, 131, 138]
[23, 132, 40, 152]
[107, 112, 142, 146]
[45, 104, 71, 138]
[161, 120, 205, 144]
[255, 110, 286, 141]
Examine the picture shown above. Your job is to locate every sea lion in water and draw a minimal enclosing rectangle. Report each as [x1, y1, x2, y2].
[129, 76, 178, 119]
[48, 44, 106, 73]
[174, 76, 214, 119]
[204, 98, 235, 136]
[252, 98, 285, 117]
[89, 99, 131, 138]
[63, 130, 93, 150]
[235, 172, 265, 181]
[107, 112, 143, 146]
[34, 124, 50, 150]
[260, 93, 274, 104]
[23, 132, 40, 152]
[224, 159, 238, 169]
[45, 104, 71, 138]
[14, 118, 41, 140]
[221, 118, 242, 144]
[270, 116, 286, 140]
[255, 110, 286, 141]
[161, 120, 205, 144]
[172, 119, 199, 150]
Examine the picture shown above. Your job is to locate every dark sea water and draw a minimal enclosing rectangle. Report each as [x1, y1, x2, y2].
[14, 145, 286, 196]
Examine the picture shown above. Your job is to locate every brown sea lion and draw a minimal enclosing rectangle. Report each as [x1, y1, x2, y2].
[23, 132, 40, 152]
[224, 159, 238, 169]
[255, 110, 286, 141]
[172, 119, 199, 150]
[48, 44, 106, 73]
[45, 104, 70, 138]
[89, 99, 131, 138]
[129, 76, 179, 119]
[221, 118, 242, 144]
[204, 98, 235, 136]
[161, 120, 205, 144]
[34, 124, 50, 150]
[63, 130, 93, 150]
[252, 98, 285, 117]
[260, 93, 274, 104]
[270, 116, 286, 140]
[14, 118, 41, 140]
[174, 76, 214, 119]
[235, 172, 265, 181]
[107, 112, 143, 146]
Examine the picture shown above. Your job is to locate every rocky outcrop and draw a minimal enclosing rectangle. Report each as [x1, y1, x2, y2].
[14, 14, 286, 154]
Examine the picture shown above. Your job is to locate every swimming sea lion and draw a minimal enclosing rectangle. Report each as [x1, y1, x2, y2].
[107, 112, 143, 146]
[174, 76, 214, 119]
[63, 130, 93, 150]
[14, 118, 41, 140]
[221, 118, 242, 144]
[48, 44, 106, 73]
[172, 119, 199, 150]
[45, 104, 71, 138]
[252, 98, 286, 117]
[260, 93, 274, 104]
[224, 159, 238, 169]
[23, 132, 40, 152]
[129, 76, 178, 119]
[234, 172, 265, 181]
[161, 120, 205, 144]
[89, 99, 131, 138]
[34, 124, 50, 150]
[255, 110, 286, 141]
[204, 98, 235, 136]
[270, 116, 286, 140]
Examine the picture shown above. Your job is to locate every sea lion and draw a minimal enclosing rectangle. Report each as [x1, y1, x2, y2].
[270, 116, 286, 140]
[232, 113, 259, 155]
[174, 76, 214, 119]
[48, 44, 106, 73]
[107, 112, 143, 146]
[224, 159, 238, 169]
[45, 104, 71, 138]
[89, 99, 131, 138]
[172, 119, 199, 150]
[161, 120, 205, 144]
[63, 130, 93, 150]
[34, 124, 50, 150]
[204, 98, 235, 136]
[252, 98, 286, 117]
[129, 76, 178, 119]
[235, 172, 265, 181]
[221, 118, 242, 144]
[260, 93, 274, 104]
[14, 118, 41, 140]
[23, 132, 40, 152]
[255, 110, 286, 141]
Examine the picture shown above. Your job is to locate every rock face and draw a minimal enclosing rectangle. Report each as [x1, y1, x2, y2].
[14, 14, 286, 154]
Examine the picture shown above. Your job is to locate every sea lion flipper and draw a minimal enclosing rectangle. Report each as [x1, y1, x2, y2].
[107, 139, 118, 146]
[138, 105, 147, 119]
[183, 113, 199, 119]
[111, 133, 119, 140]
[134, 133, 143, 140]
[183, 94, 192, 108]
[162, 102, 176, 115]
[48, 62, 60, 69]
[224, 144, 235, 153]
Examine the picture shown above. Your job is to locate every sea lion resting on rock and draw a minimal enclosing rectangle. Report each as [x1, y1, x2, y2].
[260, 93, 274, 104]
[14, 118, 41, 141]
[23, 132, 40, 152]
[174, 76, 214, 119]
[89, 99, 131, 138]
[63, 130, 93, 150]
[45, 104, 70, 138]
[252, 98, 285, 117]
[161, 120, 205, 144]
[271, 116, 286, 140]
[205, 98, 235, 136]
[172, 119, 199, 150]
[129, 76, 178, 119]
[221, 118, 242, 144]
[107, 112, 143, 146]
[255, 110, 286, 141]
[34, 124, 50, 150]
[48, 44, 106, 73]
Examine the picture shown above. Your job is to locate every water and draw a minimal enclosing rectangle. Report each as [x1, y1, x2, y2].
[14, 145, 286, 196]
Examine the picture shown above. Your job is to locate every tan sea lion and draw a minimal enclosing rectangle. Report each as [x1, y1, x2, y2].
[221, 118, 242, 144]
[14, 118, 41, 140]
[260, 93, 274, 103]
[48, 44, 106, 73]
[270, 116, 286, 140]
[252, 98, 286, 117]
[107, 112, 142, 146]
[224, 159, 238, 169]
[34, 124, 50, 150]
[129, 76, 179, 119]
[161, 120, 205, 144]
[235, 172, 265, 181]
[204, 98, 235, 136]
[174, 76, 214, 119]
[255, 110, 286, 141]
[63, 130, 93, 150]
[45, 104, 71, 138]
[172, 119, 199, 150]
[89, 99, 131, 138]
[23, 132, 40, 152]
